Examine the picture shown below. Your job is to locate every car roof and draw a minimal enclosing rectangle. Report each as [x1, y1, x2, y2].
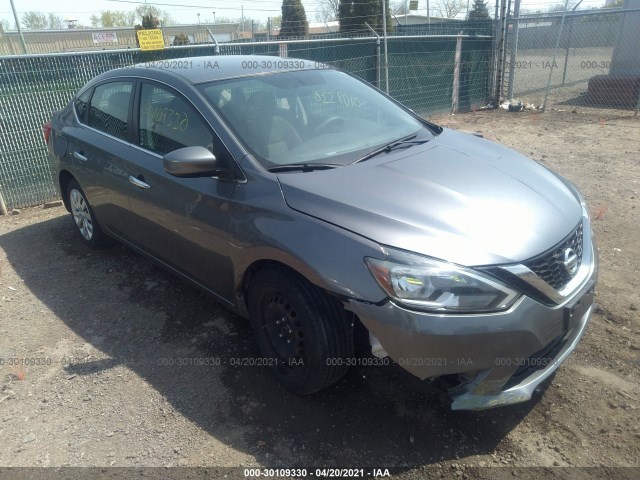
[122, 55, 328, 84]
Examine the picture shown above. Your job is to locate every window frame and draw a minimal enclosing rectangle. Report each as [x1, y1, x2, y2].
[133, 80, 217, 157]
[84, 79, 136, 143]
[73, 87, 93, 125]
[132, 79, 243, 181]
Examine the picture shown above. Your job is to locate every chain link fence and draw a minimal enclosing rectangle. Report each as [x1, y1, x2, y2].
[501, 4, 640, 114]
[0, 34, 493, 210]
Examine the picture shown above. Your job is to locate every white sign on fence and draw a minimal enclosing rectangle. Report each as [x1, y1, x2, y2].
[92, 32, 118, 44]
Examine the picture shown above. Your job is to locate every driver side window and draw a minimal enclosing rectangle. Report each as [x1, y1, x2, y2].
[138, 83, 214, 156]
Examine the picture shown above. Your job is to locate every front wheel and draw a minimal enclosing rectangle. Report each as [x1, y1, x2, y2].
[66, 179, 110, 249]
[247, 268, 353, 395]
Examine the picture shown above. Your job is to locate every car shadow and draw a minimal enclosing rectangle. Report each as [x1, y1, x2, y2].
[0, 212, 540, 469]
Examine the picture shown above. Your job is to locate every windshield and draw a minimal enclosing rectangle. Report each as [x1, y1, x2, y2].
[198, 69, 434, 168]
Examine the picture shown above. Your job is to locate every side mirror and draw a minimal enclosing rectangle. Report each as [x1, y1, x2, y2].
[163, 146, 219, 177]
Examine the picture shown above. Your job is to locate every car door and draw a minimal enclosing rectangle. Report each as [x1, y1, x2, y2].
[63, 80, 136, 238]
[126, 80, 238, 304]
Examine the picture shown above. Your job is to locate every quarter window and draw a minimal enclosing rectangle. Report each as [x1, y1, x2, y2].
[139, 83, 213, 156]
[88, 82, 133, 141]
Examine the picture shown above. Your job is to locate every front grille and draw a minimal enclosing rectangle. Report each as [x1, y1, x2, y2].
[524, 222, 584, 291]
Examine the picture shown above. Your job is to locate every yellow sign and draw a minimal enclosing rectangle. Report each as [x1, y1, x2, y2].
[137, 29, 165, 51]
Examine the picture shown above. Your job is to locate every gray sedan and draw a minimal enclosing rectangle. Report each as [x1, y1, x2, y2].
[45, 55, 597, 410]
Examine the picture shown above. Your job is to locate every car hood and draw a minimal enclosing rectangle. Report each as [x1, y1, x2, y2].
[277, 128, 583, 266]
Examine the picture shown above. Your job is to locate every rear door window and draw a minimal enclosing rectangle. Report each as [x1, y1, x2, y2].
[88, 81, 133, 141]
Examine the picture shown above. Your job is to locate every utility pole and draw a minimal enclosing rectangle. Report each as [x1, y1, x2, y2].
[9, 0, 27, 54]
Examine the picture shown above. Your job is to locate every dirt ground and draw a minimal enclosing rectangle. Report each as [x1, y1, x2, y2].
[0, 108, 638, 479]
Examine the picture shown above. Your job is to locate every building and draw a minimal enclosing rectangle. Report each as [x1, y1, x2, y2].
[0, 23, 242, 55]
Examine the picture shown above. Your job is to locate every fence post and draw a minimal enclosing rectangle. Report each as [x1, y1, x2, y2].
[0, 185, 8, 216]
[382, 0, 390, 94]
[541, 0, 570, 112]
[500, 0, 513, 98]
[365, 23, 382, 89]
[490, 0, 500, 103]
[562, 1, 584, 86]
[561, 16, 573, 86]
[507, 0, 521, 99]
[452, 34, 463, 113]
[494, 0, 509, 103]
[9, 0, 27, 54]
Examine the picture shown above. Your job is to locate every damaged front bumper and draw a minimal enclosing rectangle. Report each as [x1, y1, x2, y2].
[345, 273, 597, 411]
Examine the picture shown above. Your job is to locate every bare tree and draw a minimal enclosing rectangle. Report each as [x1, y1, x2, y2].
[0, 19, 10, 31]
[434, 0, 466, 18]
[315, 0, 340, 22]
[392, 1, 409, 15]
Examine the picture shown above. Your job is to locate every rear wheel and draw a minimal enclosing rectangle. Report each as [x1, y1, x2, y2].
[66, 179, 109, 249]
[247, 268, 352, 394]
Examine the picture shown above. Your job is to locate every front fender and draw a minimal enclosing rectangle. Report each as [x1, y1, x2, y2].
[227, 180, 388, 313]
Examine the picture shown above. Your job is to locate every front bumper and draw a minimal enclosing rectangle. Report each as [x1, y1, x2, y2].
[345, 264, 597, 410]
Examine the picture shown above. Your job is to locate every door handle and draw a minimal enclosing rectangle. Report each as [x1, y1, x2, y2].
[129, 175, 150, 189]
[73, 151, 88, 161]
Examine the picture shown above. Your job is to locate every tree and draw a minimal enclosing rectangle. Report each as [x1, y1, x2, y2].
[172, 33, 190, 46]
[141, 14, 160, 30]
[434, 0, 466, 18]
[339, 0, 392, 35]
[245, 17, 265, 31]
[280, 0, 309, 37]
[270, 15, 282, 31]
[1, 19, 11, 32]
[135, 5, 173, 26]
[90, 10, 137, 28]
[467, 0, 490, 19]
[47, 13, 64, 29]
[315, 0, 340, 22]
[21, 12, 48, 29]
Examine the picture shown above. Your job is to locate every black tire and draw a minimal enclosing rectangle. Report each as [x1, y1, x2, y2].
[247, 268, 353, 395]
[66, 179, 110, 249]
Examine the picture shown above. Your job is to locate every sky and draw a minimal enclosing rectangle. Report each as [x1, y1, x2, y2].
[1, 0, 609, 28]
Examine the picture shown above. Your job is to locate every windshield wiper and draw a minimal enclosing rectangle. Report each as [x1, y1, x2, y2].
[268, 163, 339, 173]
[351, 134, 429, 164]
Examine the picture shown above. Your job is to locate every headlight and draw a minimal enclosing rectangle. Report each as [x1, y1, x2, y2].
[365, 249, 520, 313]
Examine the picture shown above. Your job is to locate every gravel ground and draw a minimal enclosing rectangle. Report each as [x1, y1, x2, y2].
[0, 108, 638, 479]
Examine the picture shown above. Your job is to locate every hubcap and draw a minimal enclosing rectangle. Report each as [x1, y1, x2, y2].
[70, 189, 93, 241]
[263, 294, 305, 369]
